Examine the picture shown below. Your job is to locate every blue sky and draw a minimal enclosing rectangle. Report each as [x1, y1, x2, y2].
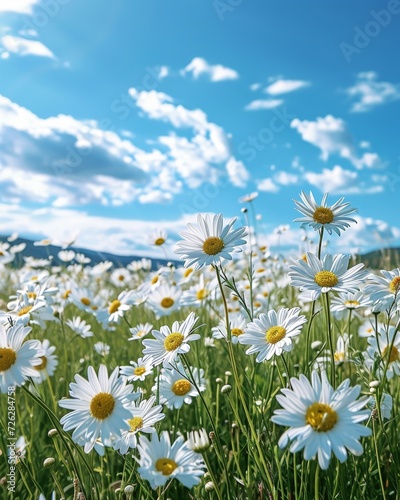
[0, 0, 399, 257]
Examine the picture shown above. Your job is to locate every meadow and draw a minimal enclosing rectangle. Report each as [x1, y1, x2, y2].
[0, 192, 399, 500]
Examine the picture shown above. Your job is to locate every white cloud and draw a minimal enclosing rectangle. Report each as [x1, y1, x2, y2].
[291, 114, 384, 169]
[346, 72, 400, 113]
[274, 171, 298, 185]
[245, 99, 283, 111]
[303, 165, 384, 194]
[226, 157, 250, 187]
[257, 178, 279, 192]
[138, 190, 173, 204]
[181, 57, 239, 82]
[339, 215, 398, 253]
[1, 34, 55, 58]
[265, 79, 310, 95]
[0, 0, 38, 14]
[158, 65, 169, 80]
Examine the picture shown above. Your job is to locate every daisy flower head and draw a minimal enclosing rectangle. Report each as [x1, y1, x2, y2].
[128, 323, 153, 341]
[0, 323, 44, 393]
[364, 268, 400, 310]
[238, 308, 307, 362]
[94, 342, 110, 357]
[136, 431, 205, 490]
[212, 313, 247, 344]
[156, 363, 206, 410]
[271, 371, 372, 470]
[59, 365, 140, 453]
[149, 229, 167, 247]
[175, 213, 247, 270]
[66, 316, 93, 338]
[294, 191, 357, 236]
[147, 284, 182, 318]
[120, 357, 154, 382]
[32, 339, 58, 383]
[142, 312, 200, 368]
[113, 396, 165, 454]
[364, 325, 400, 380]
[330, 291, 372, 314]
[288, 253, 367, 301]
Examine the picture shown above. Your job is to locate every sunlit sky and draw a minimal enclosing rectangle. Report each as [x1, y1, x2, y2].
[0, 0, 399, 258]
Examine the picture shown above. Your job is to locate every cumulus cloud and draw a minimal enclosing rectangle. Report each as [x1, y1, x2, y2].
[346, 72, 400, 113]
[226, 157, 250, 187]
[303, 165, 384, 194]
[181, 57, 239, 81]
[265, 79, 310, 95]
[257, 178, 279, 192]
[0, 0, 38, 14]
[1, 34, 55, 58]
[274, 171, 298, 185]
[291, 114, 384, 169]
[245, 99, 283, 111]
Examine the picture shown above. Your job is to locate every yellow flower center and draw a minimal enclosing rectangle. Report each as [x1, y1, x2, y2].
[118, 275, 125, 281]
[202, 237, 225, 256]
[344, 300, 360, 308]
[128, 416, 143, 432]
[151, 275, 159, 285]
[382, 345, 400, 364]
[108, 300, 121, 314]
[134, 366, 146, 376]
[313, 207, 334, 224]
[81, 297, 91, 306]
[31, 276, 38, 281]
[231, 328, 244, 337]
[155, 237, 166, 246]
[184, 268, 193, 278]
[89, 393, 115, 420]
[334, 352, 345, 364]
[164, 332, 184, 351]
[161, 297, 174, 308]
[0, 348, 17, 371]
[196, 289, 209, 300]
[256, 268, 265, 273]
[62, 289, 71, 299]
[18, 305, 33, 316]
[306, 402, 338, 432]
[389, 276, 400, 294]
[302, 254, 308, 262]
[35, 356, 48, 371]
[155, 458, 178, 476]
[314, 271, 338, 288]
[266, 326, 286, 344]
[172, 379, 191, 396]
[27, 292, 37, 300]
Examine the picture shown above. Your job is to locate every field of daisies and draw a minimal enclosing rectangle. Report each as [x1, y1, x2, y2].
[0, 191, 399, 499]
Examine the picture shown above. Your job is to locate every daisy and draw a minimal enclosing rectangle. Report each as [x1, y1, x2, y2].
[364, 325, 400, 379]
[128, 323, 153, 341]
[288, 253, 367, 301]
[181, 275, 218, 307]
[97, 290, 133, 324]
[175, 213, 247, 270]
[136, 431, 205, 490]
[0, 323, 44, 393]
[293, 191, 357, 236]
[59, 365, 139, 453]
[156, 363, 206, 410]
[149, 229, 167, 247]
[212, 313, 247, 345]
[142, 312, 200, 367]
[330, 291, 372, 314]
[110, 268, 131, 288]
[186, 428, 210, 453]
[271, 371, 372, 470]
[358, 320, 378, 338]
[33, 339, 58, 383]
[238, 308, 307, 362]
[0, 293, 55, 328]
[65, 316, 93, 338]
[113, 396, 165, 454]
[94, 342, 110, 357]
[147, 284, 182, 318]
[364, 268, 400, 310]
[120, 357, 154, 382]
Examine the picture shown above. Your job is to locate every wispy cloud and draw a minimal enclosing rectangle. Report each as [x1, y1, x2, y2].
[244, 99, 283, 111]
[345, 71, 400, 113]
[181, 57, 239, 81]
[1, 34, 55, 58]
[265, 78, 310, 95]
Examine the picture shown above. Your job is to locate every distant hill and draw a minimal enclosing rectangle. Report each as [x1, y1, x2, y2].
[356, 247, 400, 270]
[0, 235, 178, 270]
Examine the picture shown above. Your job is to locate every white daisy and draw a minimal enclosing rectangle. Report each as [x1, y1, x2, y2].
[146, 284, 182, 318]
[66, 316, 93, 338]
[156, 363, 206, 410]
[113, 396, 165, 454]
[128, 323, 153, 341]
[186, 428, 210, 453]
[59, 365, 139, 453]
[142, 312, 200, 368]
[94, 342, 110, 357]
[238, 308, 307, 362]
[175, 213, 247, 270]
[364, 325, 400, 380]
[364, 268, 400, 310]
[271, 371, 372, 470]
[120, 357, 154, 382]
[149, 229, 167, 247]
[33, 339, 58, 383]
[212, 313, 247, 345]
[288, 253, 367, 301]
[358, 320, 378, 338]
[330, 291, 372, 313]
[293, 191, 357, 235]
[0, 323, 44, 393]
[136, 431, 205, 490]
